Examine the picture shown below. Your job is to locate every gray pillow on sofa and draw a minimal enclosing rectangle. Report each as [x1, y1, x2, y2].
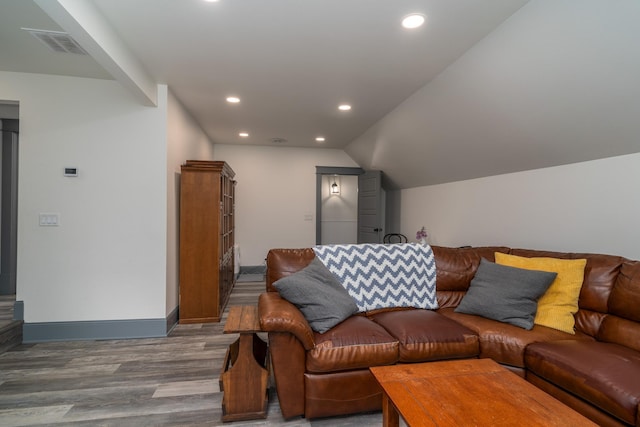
[273, 257, 358, 333]
[455, 258, 557, 330]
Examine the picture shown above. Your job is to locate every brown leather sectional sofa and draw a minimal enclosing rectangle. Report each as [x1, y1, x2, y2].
[258, 245, 640, 426]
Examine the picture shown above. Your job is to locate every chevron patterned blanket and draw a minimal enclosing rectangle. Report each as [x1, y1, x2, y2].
[313, 243, 437, 312]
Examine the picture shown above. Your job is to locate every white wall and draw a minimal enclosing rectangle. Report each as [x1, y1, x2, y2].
[320, 174, 358, 244]
[213, 144, 359, 266]
[0, 71, 168, 322]
[401, 153, 640, 260]
[165, 89, 215, 315]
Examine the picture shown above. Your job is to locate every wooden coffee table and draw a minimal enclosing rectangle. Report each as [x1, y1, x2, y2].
[370, 359, 597, 427]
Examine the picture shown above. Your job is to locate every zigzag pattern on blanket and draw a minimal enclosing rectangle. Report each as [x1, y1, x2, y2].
[313, 243, 438, 312]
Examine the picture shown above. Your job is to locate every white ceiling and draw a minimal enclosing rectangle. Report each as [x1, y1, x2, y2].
[2, 0, 640, 189]
[0, 0, 528, 146]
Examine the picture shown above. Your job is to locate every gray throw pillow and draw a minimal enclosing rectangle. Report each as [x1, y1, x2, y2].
[454, 258, 557, 330]
[273, 257, 358, 333]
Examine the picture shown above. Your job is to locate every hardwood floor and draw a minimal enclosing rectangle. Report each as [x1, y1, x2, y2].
[0, 282, 387, 426]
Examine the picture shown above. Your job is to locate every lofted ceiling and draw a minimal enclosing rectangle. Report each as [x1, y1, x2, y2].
[1, 0, 639, 189]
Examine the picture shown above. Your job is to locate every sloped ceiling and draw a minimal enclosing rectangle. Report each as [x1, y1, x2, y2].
[346, 0, 640, 189]
[1, 1, 639, 190]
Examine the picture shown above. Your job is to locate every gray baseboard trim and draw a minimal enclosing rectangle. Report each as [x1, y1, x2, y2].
[23, 318, 168, 343]
[13, 300, 23, 320]
[239, 265, 266, 274]
[166, 306, 179, 334]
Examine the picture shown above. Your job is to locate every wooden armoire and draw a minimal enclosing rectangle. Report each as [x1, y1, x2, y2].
[179, 160, 236, 323]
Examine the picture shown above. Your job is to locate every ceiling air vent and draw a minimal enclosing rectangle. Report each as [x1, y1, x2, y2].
[22, 28, 87, 55]
[269, 137, 288, 144]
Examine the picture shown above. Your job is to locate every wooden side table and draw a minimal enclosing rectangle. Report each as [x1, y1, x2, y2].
[220, 305, 270, 422]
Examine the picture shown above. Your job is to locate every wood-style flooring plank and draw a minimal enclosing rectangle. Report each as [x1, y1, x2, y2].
[0, 404, 73, 426]
[0, 281, 388, 426]
[152, 379, 218, 398]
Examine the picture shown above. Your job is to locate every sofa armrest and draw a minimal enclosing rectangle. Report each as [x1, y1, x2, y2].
[258, 292, 315, 350]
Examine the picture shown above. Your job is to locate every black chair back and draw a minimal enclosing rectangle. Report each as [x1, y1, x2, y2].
[383, 233, 408, 244]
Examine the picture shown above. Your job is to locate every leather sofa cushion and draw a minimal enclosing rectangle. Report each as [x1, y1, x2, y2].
[608, 261, 640, 322]
[306, 315, 398, 373]
[439, 307, 590, 368]
[431, 246, 510, 292]
[596, 262, 640, 352]
[525, 340, 640, 425]
[370, 309, 479, 362]
[598, 315, 640, 354]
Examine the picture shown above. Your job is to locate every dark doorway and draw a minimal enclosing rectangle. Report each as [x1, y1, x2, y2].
[0, 118, 19, 295]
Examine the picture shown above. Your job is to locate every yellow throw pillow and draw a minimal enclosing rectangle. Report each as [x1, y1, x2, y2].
[494, 253, 587, 334]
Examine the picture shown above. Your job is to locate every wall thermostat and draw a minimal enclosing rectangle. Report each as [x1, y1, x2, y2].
[64, 167, 78, 177]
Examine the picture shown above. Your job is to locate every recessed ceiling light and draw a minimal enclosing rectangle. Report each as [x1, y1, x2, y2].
[338, 104, 351, 111]
[239, 132, 249, 137]
[226, 96, 240, 103]
[204, 0, 220, 3]
[315, 137, 326, 143]
[402, 14, 426, 29]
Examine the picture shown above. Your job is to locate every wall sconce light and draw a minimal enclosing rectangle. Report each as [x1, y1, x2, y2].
[331, 177, 340, 195]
